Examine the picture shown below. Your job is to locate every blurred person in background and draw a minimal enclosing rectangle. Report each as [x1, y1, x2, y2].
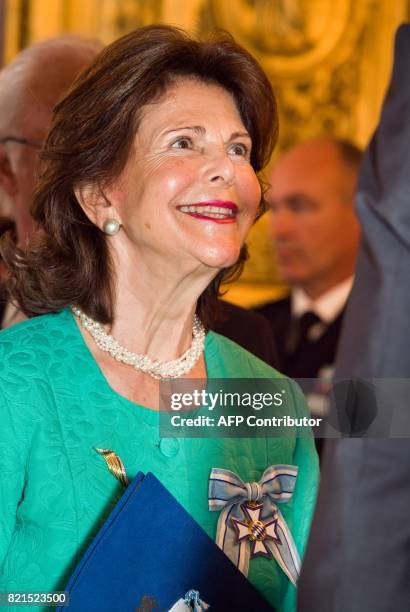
[256, 139, 362, 397]
[0, 35, 103, 247]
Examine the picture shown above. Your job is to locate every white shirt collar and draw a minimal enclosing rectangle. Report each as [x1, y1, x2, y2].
[291, 277, 354, 324]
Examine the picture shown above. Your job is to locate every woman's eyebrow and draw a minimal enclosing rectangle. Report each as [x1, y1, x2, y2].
[162, 125, 205, 136]
[229, 131, 251, 140]
[161, 127, 251, 140]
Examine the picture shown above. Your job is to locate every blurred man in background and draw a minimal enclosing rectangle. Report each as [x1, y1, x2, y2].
[257, 139, 362, 384]
[0, 35, 103, 247]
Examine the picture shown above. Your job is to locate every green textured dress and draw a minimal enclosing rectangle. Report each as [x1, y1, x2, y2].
[0, 309, 319, 611]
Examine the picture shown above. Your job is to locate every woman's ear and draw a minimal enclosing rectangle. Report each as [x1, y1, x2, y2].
[74, 184, 119, 230]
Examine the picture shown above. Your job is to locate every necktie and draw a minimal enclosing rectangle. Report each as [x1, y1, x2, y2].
[286, 311, 321, 356]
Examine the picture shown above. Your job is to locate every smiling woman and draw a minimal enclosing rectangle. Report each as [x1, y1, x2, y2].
[94, 79, 262, 278]
[0, 25, 318, 611]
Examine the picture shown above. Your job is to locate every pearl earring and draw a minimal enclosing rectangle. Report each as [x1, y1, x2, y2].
[103, 218, 121, 236]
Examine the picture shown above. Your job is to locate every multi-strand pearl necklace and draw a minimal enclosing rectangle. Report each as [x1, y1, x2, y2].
[72, 306, 206, 380]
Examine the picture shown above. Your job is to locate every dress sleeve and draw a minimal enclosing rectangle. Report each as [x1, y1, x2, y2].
[0, 392, 27, 568]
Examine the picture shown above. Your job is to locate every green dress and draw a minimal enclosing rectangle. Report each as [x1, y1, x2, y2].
[0, 309, 318, 611]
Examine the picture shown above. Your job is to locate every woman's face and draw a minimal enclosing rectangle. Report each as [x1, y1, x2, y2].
[107, 78, 261, 272]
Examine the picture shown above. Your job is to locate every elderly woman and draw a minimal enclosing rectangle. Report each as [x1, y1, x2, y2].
[0, 25, 318, 611]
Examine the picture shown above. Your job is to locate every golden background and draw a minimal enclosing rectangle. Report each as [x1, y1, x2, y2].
[3, 0, 409, 306]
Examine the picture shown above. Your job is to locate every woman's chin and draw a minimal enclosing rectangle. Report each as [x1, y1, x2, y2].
[198, 243, 242, 270]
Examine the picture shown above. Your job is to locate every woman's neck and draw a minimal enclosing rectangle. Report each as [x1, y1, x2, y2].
[108, 253, 216, 362]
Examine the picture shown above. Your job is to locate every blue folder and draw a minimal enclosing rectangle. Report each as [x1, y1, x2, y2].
[60, 472, 274, 611]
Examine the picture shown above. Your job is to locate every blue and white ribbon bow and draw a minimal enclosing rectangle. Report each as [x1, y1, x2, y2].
[208, 465, 300, 586]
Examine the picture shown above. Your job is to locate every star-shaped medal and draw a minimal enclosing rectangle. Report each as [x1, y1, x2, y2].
[231, 502, 281, 559]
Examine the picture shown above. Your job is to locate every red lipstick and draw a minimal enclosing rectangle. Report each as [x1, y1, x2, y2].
[177, 200, 238, 224]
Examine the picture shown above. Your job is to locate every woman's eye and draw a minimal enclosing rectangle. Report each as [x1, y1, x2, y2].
[229, 143, 249, 157]
[171, 137, 193, 150]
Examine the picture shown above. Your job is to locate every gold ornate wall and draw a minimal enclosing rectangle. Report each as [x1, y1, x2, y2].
[3, 0, 409, 305]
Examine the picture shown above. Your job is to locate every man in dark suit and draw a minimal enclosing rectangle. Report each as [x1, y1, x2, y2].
[298, 24, 410, 611]
[256, 138, 362, 385]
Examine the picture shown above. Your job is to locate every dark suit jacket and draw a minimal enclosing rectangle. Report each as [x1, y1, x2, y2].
[256, 296, 345, 379]
[213, 300, 280, 369]
[298, 24, 410, 612]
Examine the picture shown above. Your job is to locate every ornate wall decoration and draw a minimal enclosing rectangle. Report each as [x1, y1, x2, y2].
[210, 0, 362, 68]
[203, 0, 399, 149]
[94, 0, 162, 42]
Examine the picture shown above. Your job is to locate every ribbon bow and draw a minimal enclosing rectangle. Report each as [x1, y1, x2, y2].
[208, 465, 300, 585]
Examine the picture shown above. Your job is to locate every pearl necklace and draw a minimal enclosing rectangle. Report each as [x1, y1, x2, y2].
[72, 306, 206, 380]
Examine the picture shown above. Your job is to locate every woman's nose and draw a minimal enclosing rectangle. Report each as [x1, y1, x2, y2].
[203, 149, 235, 186]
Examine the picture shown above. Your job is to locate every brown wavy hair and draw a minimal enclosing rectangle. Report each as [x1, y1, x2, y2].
[2, 24, 278, 327]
